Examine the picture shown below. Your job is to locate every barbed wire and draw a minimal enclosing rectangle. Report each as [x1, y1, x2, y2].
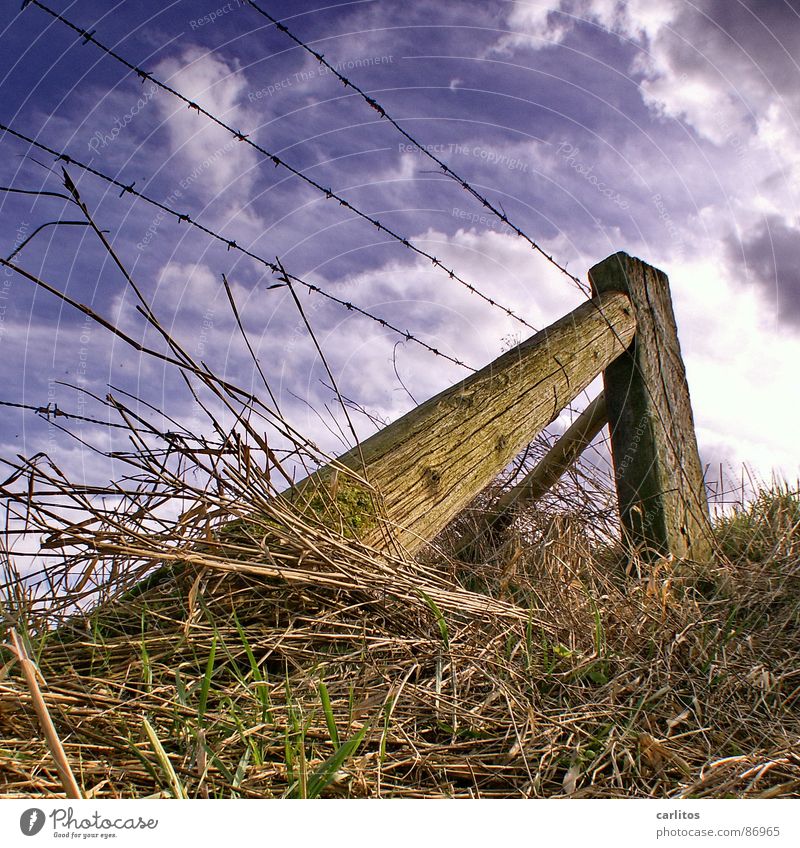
[0, 398, 161, 433]
[242, 0, 590, 296]
[24, 0, 547, 334]
[0, 120, 472, 371]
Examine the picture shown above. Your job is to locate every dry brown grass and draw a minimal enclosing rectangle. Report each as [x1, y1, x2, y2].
[1, 437, 798, 798]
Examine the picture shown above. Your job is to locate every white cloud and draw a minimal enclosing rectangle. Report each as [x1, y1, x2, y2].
[501, 1, 571, 48]
[288, 225, 594, 450]
[496, 0, 680, 55]
[669, 257, 800, 482]
[154, 47, 257, 201]
[627, 2, 800, 218]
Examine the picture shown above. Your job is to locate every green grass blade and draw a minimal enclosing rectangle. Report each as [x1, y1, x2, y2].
[142, 717, 187, 799]
[233, 748, 251, 791]
[233, 613, 261, 680]
[234, 613, 273, 724]
[416, 588, 449, 649]
[198, 634, 217, 722]
[174, 670, 188, 708]
[318, 680, 340, 749]
[306, 724, 368, 799]
[139, 612, 152, 691]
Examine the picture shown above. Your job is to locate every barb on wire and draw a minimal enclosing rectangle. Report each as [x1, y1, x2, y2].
[23, 0, 546, 332]
[0, 179, 394, 493]
[242, 0, 590, 296]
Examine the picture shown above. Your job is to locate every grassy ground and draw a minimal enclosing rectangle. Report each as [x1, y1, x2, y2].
[1, 473, 798, 799]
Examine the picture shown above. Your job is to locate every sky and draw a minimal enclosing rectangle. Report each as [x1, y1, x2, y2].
[1, 0, 799, 507]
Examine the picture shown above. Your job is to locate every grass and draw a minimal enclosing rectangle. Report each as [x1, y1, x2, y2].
[715, 484, 800, 564]
[1, 467, 799, 798]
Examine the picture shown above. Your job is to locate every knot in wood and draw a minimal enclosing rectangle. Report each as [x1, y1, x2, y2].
[423, 466, 442, 490]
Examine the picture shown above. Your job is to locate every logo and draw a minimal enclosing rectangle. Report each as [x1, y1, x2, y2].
[20, 809, 46, 836]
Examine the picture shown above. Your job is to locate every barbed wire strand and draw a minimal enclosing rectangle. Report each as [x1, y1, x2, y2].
[0, 120, 472, 371]
[24, 0, 547, 332]
[243, 0, 590, 296]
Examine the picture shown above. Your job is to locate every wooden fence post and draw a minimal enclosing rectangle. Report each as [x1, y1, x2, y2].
[588, 252, 713, 565]
[290, 292, 635, 555]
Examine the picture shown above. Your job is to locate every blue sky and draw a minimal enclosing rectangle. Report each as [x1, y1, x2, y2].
[2, 0, 799, 501]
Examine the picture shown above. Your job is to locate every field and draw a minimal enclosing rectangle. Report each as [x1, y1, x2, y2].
[2, 445, 798, 799]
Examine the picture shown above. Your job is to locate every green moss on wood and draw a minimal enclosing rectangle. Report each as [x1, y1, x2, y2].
[294, 475, 378, 540]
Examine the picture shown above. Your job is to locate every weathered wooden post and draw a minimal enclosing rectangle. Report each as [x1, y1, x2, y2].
[588, 252, 713, 565]
[291, 292, 635, 555]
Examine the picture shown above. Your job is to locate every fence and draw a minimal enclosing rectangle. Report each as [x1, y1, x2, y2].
[7, 3, 714, 571]
[289, 251, 713, 565]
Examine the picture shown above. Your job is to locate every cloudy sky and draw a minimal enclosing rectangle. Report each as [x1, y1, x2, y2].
[1, 0, 799, 502]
